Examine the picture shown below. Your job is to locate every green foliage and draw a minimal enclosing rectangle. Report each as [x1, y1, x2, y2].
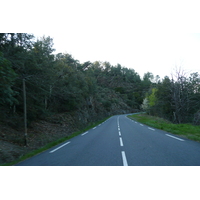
[0, 52, 18, 105]
[0, 33, 172, 130]
[128, 114, 200, 142]
[143, 73, 200, 124]
[115, 87, 125, 94]
[148, 88, 157, 107]
[1, 32, 199, 128]
[102, 100, 112, 110]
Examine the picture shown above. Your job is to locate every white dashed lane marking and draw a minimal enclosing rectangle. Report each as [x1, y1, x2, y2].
[119, 137, 124, 146]
[148, 127, 155, 131]
[166, 134, 184, 141]
[121, 151, 128, 166]
[81, 131, 88, 136]
[119, 131, 121, 136]
[49, 142, 71, 153]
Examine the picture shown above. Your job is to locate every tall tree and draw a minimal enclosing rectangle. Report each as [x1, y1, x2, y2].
[0, 52, 18, 106]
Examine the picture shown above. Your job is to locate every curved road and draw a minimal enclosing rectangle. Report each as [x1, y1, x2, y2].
[16, 114, 200, 166]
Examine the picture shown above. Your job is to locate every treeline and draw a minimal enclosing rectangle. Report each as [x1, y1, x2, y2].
[142, 69, 200, 124]
[1, 33, 199, 128]
[0, 33, 155, 128]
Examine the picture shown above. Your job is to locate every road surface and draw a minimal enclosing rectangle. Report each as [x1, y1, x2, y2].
[16, 114, 200, 166]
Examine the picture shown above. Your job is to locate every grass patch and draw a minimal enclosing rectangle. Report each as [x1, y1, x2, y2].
[128, 114, 200, 142]
[2, 116, 111, 166]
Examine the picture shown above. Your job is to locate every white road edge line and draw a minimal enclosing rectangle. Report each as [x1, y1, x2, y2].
[119, 137, 124, 146]
[140, 124, 144, 126]
[148, 127, 155, 131]
[93, 127, 96, 129]
[121, 151, 128, 166]
[119, 131, 121, 136]
[166, 134, 184, 141]
[81, 131, 88, 136]
[49, 142, 71, 153]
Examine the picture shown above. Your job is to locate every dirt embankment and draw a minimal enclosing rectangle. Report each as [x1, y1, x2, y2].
[0, 112, 81, 165]
[0, 104, 137, 165]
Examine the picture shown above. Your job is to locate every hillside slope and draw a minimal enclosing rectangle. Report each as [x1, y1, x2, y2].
[0, 97, 137, 165]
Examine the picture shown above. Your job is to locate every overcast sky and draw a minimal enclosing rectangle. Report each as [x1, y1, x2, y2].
[4, 0, 200, 78]
[47, 32, 200, 79]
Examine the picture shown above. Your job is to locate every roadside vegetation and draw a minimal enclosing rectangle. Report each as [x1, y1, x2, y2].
[2, 116, 110, 166]
[128, 114, 200, 142]
[0, 33, 150, 148]
[141, 68, 200, 125]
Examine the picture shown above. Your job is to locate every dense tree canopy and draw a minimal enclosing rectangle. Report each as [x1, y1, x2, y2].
[1, 33, 199, 129]
[143, 72, 200, 124]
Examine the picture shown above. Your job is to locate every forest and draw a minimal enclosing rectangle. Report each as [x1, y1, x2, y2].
[142, 69, 200, 124]
[0, 33, 200, 148]
[0, 34, 147, 125]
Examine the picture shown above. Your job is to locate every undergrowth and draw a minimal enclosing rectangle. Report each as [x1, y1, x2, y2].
[2, 116, 110, 166]
[128, 114, 200, 142]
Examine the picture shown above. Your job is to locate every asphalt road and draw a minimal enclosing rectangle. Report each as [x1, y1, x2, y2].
[16, 114, 200, 166]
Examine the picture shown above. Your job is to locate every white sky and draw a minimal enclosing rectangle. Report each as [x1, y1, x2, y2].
[3, 0, 200, 78]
